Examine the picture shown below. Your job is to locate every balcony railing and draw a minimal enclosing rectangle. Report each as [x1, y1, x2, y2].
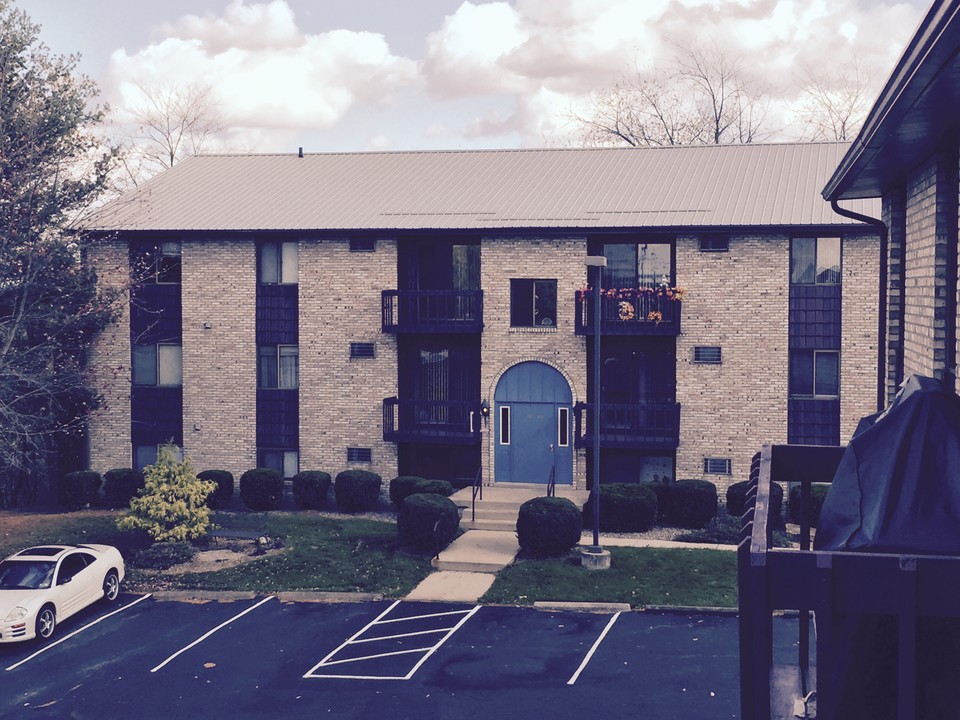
[573, 401, 680, 449]
[382, 290, 483, 333]
[383, 397, 482, 445]
[574, 288, 681, 336]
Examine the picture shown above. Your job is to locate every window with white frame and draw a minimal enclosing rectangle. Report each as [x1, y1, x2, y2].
[790, 349, 840, 398]
[791, 237, 841, 285]
[259, 241, 298, 284]
[132, 344, 182, 386]
[258, 345, 298, 389]
[510, 279, 557, 327]
[258, 448, 299, 477]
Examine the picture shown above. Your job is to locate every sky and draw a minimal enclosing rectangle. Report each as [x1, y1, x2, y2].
[18, 0, 930, 156]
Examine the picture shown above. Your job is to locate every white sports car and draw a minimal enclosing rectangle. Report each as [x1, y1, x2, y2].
[0, 544, 125, 643]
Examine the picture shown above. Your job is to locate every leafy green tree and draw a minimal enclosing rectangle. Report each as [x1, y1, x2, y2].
[0, 1, 120, 506]
[117, 445, 217, 543]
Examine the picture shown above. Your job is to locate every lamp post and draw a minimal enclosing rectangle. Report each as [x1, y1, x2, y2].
[585, 256, 607, 553]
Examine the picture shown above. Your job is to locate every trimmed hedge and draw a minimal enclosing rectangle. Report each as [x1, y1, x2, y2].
[335, 470, 382, 512]
[582, 483, 658, 532]
[389, 476, 454, 507]
[292, 471, 332, 510]
[103, 468, 145, 507]
[60, 471, 102, 510]
[666, 480, 718, 529]
[239, 468, 284, 511]
[726, 480, 784, 523]
[397, 493, 460, 552]
[199, 470, 235, 509]
[517, 496, 583, 558]
[788, 483, 831, 528]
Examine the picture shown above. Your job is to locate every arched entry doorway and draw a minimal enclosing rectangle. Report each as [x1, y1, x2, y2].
[494, 362, 573, 485]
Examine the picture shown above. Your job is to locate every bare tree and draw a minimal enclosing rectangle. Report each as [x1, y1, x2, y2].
[130, 81, 225, 175]
[578, 45, 772, 147]
[793, 59, 871, 141]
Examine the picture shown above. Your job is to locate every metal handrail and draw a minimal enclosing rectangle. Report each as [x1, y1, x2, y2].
[470, 466, 482, 523]
[546, 465, 556, 497]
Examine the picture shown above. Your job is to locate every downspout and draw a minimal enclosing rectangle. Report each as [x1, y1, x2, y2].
[830, 199, 888, 412]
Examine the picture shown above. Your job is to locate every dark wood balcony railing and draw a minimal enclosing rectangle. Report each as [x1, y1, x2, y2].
[383, 397, 482, 445]
[382, 290, 483, 333]
[573, 401, 680, 449]
[574, 288, 681, 336]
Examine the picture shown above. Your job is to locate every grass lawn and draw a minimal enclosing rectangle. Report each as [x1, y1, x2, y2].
[481, 546, 738, 609]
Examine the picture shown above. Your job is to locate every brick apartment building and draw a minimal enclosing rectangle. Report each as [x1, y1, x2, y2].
[83, 142, 880, 492]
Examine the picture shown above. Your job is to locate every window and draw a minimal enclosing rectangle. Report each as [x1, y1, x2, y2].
[132, 241, 181, 283]
[558, 407, 569, 448]
[499, 406, 510, 445]
[510, 279, 557, 327]
[258, 345, 298, 388]
[350, 342, 376, 358]
[693, 346, 723, 364]
[703, 458, 732, 475]
[57, 553, 93, 584]
[350, 237, 376, 253]
[604, 242, 672, 287]
[347, 447, 372, 463]
[258, 449, 299, 477]
[132, 344, 182, 386]
[790, 350, 840, 398]
[699, 236, 729, 253]
[259, 241, 298, 284]
[791, 237, 841, 284]
[133, 444, 183, 471]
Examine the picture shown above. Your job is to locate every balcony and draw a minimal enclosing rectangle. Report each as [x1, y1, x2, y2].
[574, 401, 680, 449]
[575, 288, 681, 336]
[383, 397, 482, 445]
[382, 290, 483, 334]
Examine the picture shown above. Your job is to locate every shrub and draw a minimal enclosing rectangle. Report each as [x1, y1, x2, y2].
[582, 483, 657, 532]
[390, 476, 454, 507]
[788, 483, 831, 527]
[116, 446, 216, 542]
[103, 468, 145, 507]
[199, 470, 234, 509]
[59, 471, 101, 510]
[335, 470, 382, 512]
[666, 480, 718, 529]
[239, 468, 284, 511]
[516, 496, 583, 558]
[643, 481, 671, 522]
[726, 480, 784, 523]
[397, 493, 460, 552]
[132, 541, 198, 570]
[292, 471, 332, 510]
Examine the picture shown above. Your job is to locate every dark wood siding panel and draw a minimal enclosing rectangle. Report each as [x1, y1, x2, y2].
[256, 389, 299, 448]
[130, 283, 182, 343]
[789, 285, 841, 350]
[130, 386, 183, 446]
[256, 284, 298, 345]
[788, 398, 840, 445]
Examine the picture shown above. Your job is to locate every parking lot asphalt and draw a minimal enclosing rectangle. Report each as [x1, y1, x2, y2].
[0, 594, 805, 720]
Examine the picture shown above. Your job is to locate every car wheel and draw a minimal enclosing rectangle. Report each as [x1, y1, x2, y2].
[36, 606, 56, 641]
[102, 570, 120, 602]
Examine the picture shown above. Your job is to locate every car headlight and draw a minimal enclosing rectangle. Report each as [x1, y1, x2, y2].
[4, 606, 28, 622]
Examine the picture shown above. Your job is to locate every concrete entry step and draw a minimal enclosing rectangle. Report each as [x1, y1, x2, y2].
[451, 484, 589, 534]
[433, 530, 519, 573]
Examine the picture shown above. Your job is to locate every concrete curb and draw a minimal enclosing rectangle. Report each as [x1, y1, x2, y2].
[643, 604, 739, 616]
[149, 590, 383, 603]
[533, 601, 632, 613]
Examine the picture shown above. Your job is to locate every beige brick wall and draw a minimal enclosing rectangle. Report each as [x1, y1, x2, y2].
[675, 235, 789, 490]
[299, 237, 399, 478]
[840, 233, 881, 438]
[883, 188, 906, 404]
[480, 236, 588, 487]
[181, 239, 257, 476]
[87, 239, 132, 472]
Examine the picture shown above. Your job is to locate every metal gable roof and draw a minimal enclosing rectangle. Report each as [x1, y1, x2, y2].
[84, 142, 878, 233]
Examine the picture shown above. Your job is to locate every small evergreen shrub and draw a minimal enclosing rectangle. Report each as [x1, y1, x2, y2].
[292, 471, 332, 510]
[643, 481, 671, 522]
[788, 483, 831, 527]
[726, 480, 784, 523]
[199, 470, 234, 509]
[132, 541, 198, 570]
[517, 496, 583, 558]
[397, 493, 460, 552]
[666, 480, 718, 529]
[117, 446, 216, 542]
[335, 470, 382, 512]
[59, 471, 102, 510]
[239, 468, 284, 511]
[103, 468, 145, 507]
[582, 483, 658, 532]
[390, 476, 454, 507]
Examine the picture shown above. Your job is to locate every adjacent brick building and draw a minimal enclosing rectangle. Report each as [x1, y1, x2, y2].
[83, 142, 880, 492]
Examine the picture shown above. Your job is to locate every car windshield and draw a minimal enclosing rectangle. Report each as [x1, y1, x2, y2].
[0, 559, 55, 590]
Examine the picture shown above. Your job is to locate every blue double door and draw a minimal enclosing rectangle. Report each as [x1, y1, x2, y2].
[494, 362, 573, 485]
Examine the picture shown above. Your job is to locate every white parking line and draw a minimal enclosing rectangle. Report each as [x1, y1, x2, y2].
[303, 602, 480, 680]
[567, 612, 622, 685]
[150, 595, 275, 673]
[6, 594, 153, 672]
